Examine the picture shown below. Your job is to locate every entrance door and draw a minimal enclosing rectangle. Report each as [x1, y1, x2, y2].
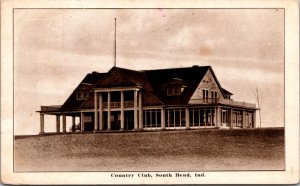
[103, 111, 134, 130]
[125, 111, 134, 130]
[221, 110, 229, 127]
[111, 111, 121, 130]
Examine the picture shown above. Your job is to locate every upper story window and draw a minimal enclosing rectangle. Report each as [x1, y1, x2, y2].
[221, 88, 232, 99]
[211, 90, 218, 99]
[202, 89, 209, 99]
[165, 78, 187, 96]
[77, 91, 89, 100]
[224, 95, 231, 99]
[167, 86, 182, 96]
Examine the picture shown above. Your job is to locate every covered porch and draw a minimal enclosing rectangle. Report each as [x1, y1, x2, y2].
[37, 86, 144, 134]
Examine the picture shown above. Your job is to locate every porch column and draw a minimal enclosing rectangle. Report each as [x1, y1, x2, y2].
[161, 108, 165, 130]
[56, 115, 60, 133]
[185, 107, 190, 129]
[72, 116, 75, 132]
[120, 91, 125, 130]
[94, 92, 98, 131]
[253, 111, 256, 128]
[229, 108, 233, 129]
[138, 90, 143, 130]
[242, 110, 247, 128]
[216, 107, 221, 128]
[39, 113, 45, 134]
[107, 91, 111, 130]
[81, 112, 84, 131]
[62, 114, 66, 132]
[99, 93, 103, 130]
[134, 90, 138, 130]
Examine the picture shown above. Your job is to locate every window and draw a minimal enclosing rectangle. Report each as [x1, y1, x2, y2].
[233, 111, 243, 128]
[165, 108, 186, 128]
[77, 91, 89, 100]
[224, 95, 231, 99]
[211, 91, 218, 103]
[247, 112, 253, 128]
[110, 115, 115, 121]
[165, 78, 186, 96]
[202, 89, 209, 102]
[167, 86, 181, 96]
[84, 116, 92, 122]
[221, 109, 229, 125]
[143, 109, 162, 128]
[211, 91, 217, 98]
[237, 111, 243, 127]
[190, 107, 216, 127]
[232, 112, 237, 125]
[77, 92, 84, 100]
[83, 92, 89, 99]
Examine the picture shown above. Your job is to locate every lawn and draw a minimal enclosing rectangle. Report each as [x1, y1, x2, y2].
[14, 128, 284, 171]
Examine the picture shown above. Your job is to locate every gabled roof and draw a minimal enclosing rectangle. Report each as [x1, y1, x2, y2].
[205, 67, 235, 99]
[60, 65, 233, 110]
[221, 88, 233, 95]
[144, 65, 210, 105]
[60, 72, 106, 111]
[79, 67, 164, 109]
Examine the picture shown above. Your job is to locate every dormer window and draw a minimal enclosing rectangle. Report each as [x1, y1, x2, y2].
[77, 91, 89, 100]
[165, 78, 187, 96]
[167, 86, 182, 96]
[225, 95, 231, 99]
[221, 88, 233, 100]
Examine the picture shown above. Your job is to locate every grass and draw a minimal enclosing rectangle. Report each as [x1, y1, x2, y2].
[14, 128, 284, 171]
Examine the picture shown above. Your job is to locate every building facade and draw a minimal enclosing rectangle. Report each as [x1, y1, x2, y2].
[37, 66, 257, 134]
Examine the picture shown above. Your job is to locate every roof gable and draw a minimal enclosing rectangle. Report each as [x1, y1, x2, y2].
[207, 67, 233, 98]
[94, 67, 143, 88]
[79, 67, 164, 109]
[189, 67, 226, 102]
[221, 88, 233, 95]
[144, 66, 210, 105]
[60, 72, 106, 111]
[60, 65, 231, 110]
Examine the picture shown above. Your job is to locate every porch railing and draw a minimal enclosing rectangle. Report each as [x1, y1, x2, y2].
[103, 101, 134, 108]
[189, 98, 256, 108]
[41, 105, 61, 111]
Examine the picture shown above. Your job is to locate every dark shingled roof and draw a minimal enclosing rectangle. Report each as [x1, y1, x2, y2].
[79, 67, 163, 109]
[60, 72, 106, 111]
[61, 65, 231, 110]
[144, 66, 210, 105]
[221, 88, 233, 95]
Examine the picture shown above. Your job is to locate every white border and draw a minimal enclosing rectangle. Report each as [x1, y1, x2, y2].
[1, 0, 299, 184]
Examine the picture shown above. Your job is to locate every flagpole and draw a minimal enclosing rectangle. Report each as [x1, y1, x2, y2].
[114, 18, 116, 67]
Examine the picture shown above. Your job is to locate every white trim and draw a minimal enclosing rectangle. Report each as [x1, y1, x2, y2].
[81, 82, 93, 85]
[142, 106, 164, 110]
[164, 106, 188, 109]
[94, 87, 141, 92]
[142, 127, 162, 130]
[190, 126, 216, 129]
[165, 126, 189, 130]
[80, 108, 140, 112]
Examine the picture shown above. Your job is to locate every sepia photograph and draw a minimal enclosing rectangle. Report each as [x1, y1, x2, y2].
[1, 0, 299, 184]
[13, 8, 284, 172]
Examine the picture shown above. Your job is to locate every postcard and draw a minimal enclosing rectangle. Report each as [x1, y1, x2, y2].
[1, 0, 299, 184]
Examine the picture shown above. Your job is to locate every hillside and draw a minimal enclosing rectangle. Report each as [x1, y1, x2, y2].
[14, 128, 284, 171]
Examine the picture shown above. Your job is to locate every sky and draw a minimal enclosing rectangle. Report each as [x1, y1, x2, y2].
[14, 9, 284, 135]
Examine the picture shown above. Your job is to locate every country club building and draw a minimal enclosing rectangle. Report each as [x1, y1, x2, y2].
[37, 65, 257, 134]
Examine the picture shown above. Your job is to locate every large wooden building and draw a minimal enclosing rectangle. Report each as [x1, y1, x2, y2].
[37, 65, 257, 134]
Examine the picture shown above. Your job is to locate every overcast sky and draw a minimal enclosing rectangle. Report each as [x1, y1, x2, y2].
[14, 9, 284, 135]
